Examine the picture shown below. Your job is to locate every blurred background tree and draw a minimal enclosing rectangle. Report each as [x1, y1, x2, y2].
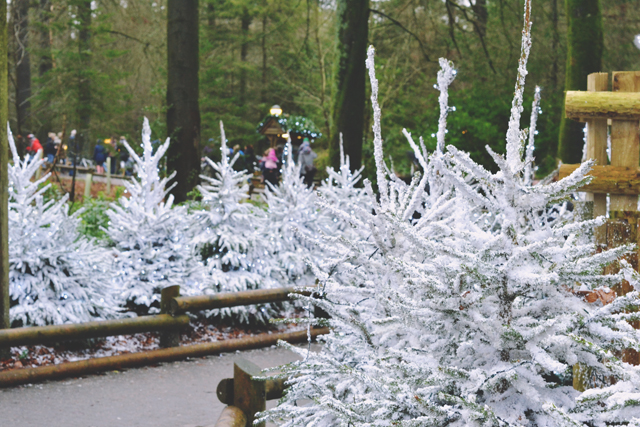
[4, 0, 640, 182]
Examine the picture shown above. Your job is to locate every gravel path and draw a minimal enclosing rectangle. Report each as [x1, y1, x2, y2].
[0, 345, 314, 427]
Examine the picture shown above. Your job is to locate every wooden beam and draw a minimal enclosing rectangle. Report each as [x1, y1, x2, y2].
[565, 91, 640, 120]
[558, 164, 640, 195]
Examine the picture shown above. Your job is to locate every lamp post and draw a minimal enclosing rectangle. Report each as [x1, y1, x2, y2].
[270, 105, 282, 116]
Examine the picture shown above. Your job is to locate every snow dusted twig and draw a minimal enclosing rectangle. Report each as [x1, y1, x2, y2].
[220, 120, 228, 168]
[524, 86, 542, 186]
[435, 58, 457, 154]
[366, 46, 389, 209]
[505, 0, 533, 175]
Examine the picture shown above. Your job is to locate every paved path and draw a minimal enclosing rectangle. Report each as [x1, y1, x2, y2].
[0, 345, 315, 427]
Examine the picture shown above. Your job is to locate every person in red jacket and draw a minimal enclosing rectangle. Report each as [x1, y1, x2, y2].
[26, 134, 43, 160]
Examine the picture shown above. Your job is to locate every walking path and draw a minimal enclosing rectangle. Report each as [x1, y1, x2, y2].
[0, 345, 315, 427]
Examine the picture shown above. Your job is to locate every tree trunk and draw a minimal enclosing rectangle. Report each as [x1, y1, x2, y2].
[261, 14, 267, 103]
[557, 0, 603, 164]
[549, 0, 560, 91]
[1, 0, 11, 345]
[14, 0, 31, 136]
[77, 0, 92, 157]
[239, 8, 251, 105]
[38, 0, 52, 77]
[37, 0, 53, 143]
[167, 0, 201, 203]
[329, 0, 369, 172]
[471, 0, 488, 37]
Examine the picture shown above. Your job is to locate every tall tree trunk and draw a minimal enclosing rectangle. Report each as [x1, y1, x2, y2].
[261, 14, 267, 103]
[549, 0, 560, 91]
[38, 0, 52, 77]
[239, 8, 251, 105]
[14, 0, 31, 136]
[77, 0, 92, 158]
[329, 0, 369, 172]
[471, 0, 488, 37]
[167, 0, 201, 203]
[1, 0, 11, 342]
[37, 0, 53, 143]
[557, 0, 603, 164]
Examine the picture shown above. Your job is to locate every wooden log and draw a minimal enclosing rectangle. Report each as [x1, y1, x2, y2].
[585, 73, 609, 245]
[0, 314, 190, 348]
[160, 285, 181, 348]
[170, 287, 313, 315]
[558, 164, 640, 195]
[0, 327, 330, 388]
[565, 91, 640, 120]
[217, 376, 287, 404]
[234, 359, 266, 427]
[105, 157, 111, 194]
[83, 172, 92, 200]
[214, 406, 247, 427]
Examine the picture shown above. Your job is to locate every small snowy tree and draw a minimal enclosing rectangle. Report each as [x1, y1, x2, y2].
[107, 118, 201, 314]
[261, 141, 334, 286]
[7, 125, 118, 326]
[263, 1, 640, 425]
[193, 122, 279, 323]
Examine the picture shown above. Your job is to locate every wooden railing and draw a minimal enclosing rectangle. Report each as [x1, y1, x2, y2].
[0, 286, 327, 387]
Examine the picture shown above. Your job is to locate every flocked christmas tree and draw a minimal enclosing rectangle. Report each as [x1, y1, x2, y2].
[262, 1, 640, 425]
[193, 121, 280, 323]
[261, 141, 334, 286]
[7, 125, 118, 326]
[107, 118, 201, 314]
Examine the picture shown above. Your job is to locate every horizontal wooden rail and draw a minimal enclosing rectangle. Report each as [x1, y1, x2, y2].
[0, 327, 329, 388]
[558, 164, 640, 195]
[565, 91, 640, 120]
[170, 287, 313, 315]
[214, 406, 246, 427]
[0, 314, 189, 348]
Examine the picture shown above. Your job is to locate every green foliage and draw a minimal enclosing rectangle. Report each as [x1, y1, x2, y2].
[77, 197, 111, 241]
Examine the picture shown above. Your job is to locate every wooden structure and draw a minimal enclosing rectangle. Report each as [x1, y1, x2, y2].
[560, 72, 640, 388]
[257, 116, 285, 148]
[214, 359, 289, 427]
[0, 286, 328, 387]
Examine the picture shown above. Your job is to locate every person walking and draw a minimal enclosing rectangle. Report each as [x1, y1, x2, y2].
[26, 134, 43, 161]
[44, 133, 57, 164]
[93, 139, 107, 174]
[262, 148, 280, 187]
[298, 138, 317, 188]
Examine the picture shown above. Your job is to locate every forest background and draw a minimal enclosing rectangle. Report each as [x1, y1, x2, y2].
[7, 0, 640, 181]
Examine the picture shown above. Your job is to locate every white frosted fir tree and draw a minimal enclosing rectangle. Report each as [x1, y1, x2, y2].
[107, 118, 201, 314]
[263, 2, 640, 426]
[7, 125, 118, 326]
[262, 141, 334, 286]
[193, 121, 279, 323]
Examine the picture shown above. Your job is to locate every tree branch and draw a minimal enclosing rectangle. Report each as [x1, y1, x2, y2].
[369, 9, 432, 63]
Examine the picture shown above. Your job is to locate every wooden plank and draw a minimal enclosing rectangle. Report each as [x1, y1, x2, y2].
[558, 164, 640, 195]
[586, 73, 609, 244]
[610, 72, 640, 212]
[565, 91, 640, 120]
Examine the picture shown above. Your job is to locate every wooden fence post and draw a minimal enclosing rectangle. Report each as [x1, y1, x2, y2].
[0, 0, 10, 359]
[160, 285, 181, 348]
[106, 157, 111, 195]
[83, 172, 92, 201]
[234, 359, 266, 427]
[585, 73, 608, 244]
[609, 72, 640, 365]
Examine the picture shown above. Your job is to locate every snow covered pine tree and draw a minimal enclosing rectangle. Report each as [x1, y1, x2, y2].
[262, 1, 640, 425]
[107, 118, 201, 314]
[193, 122, 280, 323]
[7, 125, 117, 326]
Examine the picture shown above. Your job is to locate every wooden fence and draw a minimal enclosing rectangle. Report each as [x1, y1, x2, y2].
[559, 71, 640, 389]
[0, 286, 327, 387]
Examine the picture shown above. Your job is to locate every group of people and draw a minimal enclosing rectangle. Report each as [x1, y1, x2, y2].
[93, 136, 134, 176]
[259, 138, 317, 187]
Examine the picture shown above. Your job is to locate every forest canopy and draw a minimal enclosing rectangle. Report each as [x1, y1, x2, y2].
[7, 0, 640, 179]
